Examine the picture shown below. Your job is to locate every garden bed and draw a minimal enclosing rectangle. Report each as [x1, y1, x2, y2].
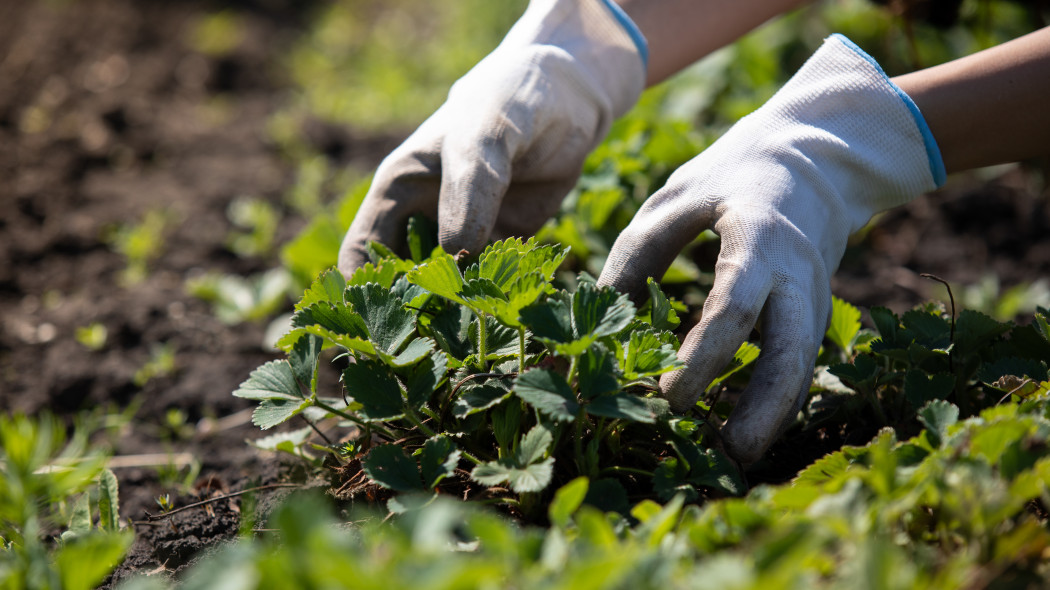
[1, 0, 1048, 586]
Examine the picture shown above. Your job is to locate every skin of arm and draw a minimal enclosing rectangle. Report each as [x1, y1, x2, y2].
[894, 26, 1050, 173]
[614, 0, 811, 86]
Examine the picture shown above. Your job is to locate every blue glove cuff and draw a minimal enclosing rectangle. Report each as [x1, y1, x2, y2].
[599, 0, 649, 71]
[831, 34, 946, 187]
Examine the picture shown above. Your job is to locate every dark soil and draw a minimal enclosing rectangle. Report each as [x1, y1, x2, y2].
[1, 0, 1048, 587]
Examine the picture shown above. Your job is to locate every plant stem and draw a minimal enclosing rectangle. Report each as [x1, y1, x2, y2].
[567, 354, 579, 386]
[573, 408, 585, 473]
[600, 466, 654, 478]
[865, 388, 889, 426]
[403, 406, 437, 438]
[314, 400, 395, 440]
[476, 313, 489, 372]
[518, 326, 527, 374]
[460, 451, 483, 465]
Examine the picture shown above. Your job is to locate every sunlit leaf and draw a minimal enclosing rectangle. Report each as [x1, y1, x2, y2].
[233, 360, 302, 401]
[406, 250, 468, 306]
[827, 296, 861, 354]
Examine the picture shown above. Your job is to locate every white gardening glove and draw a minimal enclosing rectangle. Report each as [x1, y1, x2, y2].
[338, 0, 647, 273]
[598, 34, 946, 464]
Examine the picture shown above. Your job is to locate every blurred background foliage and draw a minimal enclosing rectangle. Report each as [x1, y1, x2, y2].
[273, 0, 1045, 139]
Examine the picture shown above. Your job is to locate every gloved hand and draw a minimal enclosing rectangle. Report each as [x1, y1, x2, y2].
[598, 34, 946, 464]
[338, 0, 647, 274]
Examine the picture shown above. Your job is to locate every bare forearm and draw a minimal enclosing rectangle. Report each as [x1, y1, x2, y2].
[614, 0, 811, 85]
[894, 27, 1050, 174]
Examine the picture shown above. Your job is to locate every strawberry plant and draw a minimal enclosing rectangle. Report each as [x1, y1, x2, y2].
[813, 301, 1050, 438]
[233, 222, 756, 518]
[0, 414, 132, 590]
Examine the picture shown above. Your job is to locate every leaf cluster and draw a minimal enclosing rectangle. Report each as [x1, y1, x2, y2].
[0, 414, 132, 590]
[813, 300, 1050, 440]
[130, 393, 1050, 590]
[233, 228, 748, 517]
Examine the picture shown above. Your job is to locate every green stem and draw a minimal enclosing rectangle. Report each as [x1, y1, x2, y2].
[518, 326, 527, 374]
[600, 466, 654, 478]
[573, 408, 585, 473]
[865, 387, 888, 426]
[475, 497, 521, 507]
[419, 406, 440, 423]
[566, 354, 579, 386]
[403, 406, 437, 438]
[476, 312, 489, 372]
[461, 451, 483, 466]
[314, 400, 395, 440]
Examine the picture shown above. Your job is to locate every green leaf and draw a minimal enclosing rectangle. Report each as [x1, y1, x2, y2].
[917, 399, 959, 448]
[585, 393, 656, 423]
[288, 301, 369, 343]
[826, 296, 861, 354]
[978, 357, 1049, 387]
[705, 341, 760, 392]
[520, 294, 574, 345]
[516, 424, 553, 465]
[406, 250, 468, 306]
[794, 450, 852, 485]
[251, 397, 311, 429]
[583, 478, 630, 514]
[55, 531, 134, 590]
[467, 320, 520, 363]
[471, 458, 555, 493]
[407, 214, 437, 263]
[578, 344, 621, 399]
[828, 353, 880, 393]
[289, 334, 323, 394]
[520, 242, 570, 281]
[233, 360, 302, 401]
[346, 261, 401, 289]
[486, 272, 548, 328]
[549, 477, 589, 528]
[870, 306, 902, 344]
[690, 448, 745, 496]
[646, 278, 680, 332]
[249, 427, 312, 454]
[66, 494, 92, 537]
[346, 283, 417, 356]
[97, 468, 120, 532]
[342, 359, 404, 421]
[954, 309, 1011, 358]
[379, 337, 435, 368]
[363, 444, 423, 492]
[401, 350, 448, 409]
[653, 457, 697, 503]
[474, 237, 533, 290]
[514, 369, 579, 422]
[452, 382, 512, 418]
[904, 370, 955, 409]
[420, 435, 460, 490]
[572, 282, 635, 341]
[901, 309, 951, 349]
[623, 329, 683, 380]
[491, 400, 522, 454]
[296, 268, 346, 310]
[428, 304, 473, 360]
